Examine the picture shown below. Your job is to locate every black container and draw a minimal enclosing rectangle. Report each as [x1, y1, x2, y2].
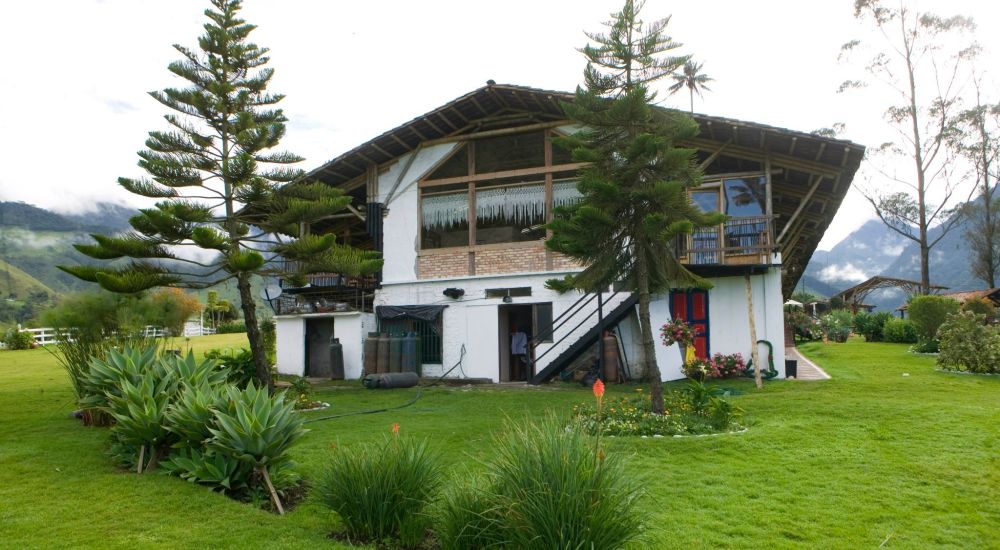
[329, 337, 345, 380]
[785, 359, 798, 378]
[363, 371, 419, 389]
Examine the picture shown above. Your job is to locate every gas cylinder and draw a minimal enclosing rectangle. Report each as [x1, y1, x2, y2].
[389, 334, 403, 373]
[329, 337, 345, 380]
[363, 332, 379, 376]
[602, 331, 620, 384]
[401, 332, 419, 373]
[376, 333, 390, 374]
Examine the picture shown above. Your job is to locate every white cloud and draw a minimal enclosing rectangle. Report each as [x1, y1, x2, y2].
[818, 263, 870, 284]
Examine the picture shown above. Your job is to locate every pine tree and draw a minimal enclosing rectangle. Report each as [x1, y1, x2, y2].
[58, 0, 382, 391]
[548, 0, 725, 414]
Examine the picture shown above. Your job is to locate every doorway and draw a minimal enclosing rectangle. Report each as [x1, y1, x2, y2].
[498, 305, 534, 382]
[670, 290, 710, 359]
[305, 317, 336, 378]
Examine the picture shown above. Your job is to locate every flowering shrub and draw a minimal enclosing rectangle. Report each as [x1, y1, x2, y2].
[573, 387, 743, 437]
[708, 353, 745, 378]
[682, 358, 710, 380]
[659, 318, 694, 348]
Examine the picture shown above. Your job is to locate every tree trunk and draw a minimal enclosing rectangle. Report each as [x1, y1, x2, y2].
[237, 272, 273, 393]
[745, 274, 762, 389]
[635, 252, 664, 414]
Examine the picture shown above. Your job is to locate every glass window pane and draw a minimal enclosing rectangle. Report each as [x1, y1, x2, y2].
[421, 191, 469, 249]
[474, 132, 545, 173]
[427, 146, 468, 180]
[475, 183, 546, 244]
[723, 177, 766, 217]
[691, 191, 719, 212]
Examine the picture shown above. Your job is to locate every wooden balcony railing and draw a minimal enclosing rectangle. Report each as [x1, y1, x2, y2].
[676, 215, 775, 266]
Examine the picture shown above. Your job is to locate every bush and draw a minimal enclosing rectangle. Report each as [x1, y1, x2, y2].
[437, 417, 643, 550]
[203, 348, 255, 388]
[908, 295, 960, 350]
[785, 307, 821, 341]
[3, 328, 35, 350]
[260, 318, 276, 366]
[318, 431, 442, 547]
[961, 297, 996, 321]
[820, 310, 853, 342]
[937, 311, 1000, 374]
[854, 311, 893, 342]
[883, 318, 918, 344]
[216, 322, 247, 334]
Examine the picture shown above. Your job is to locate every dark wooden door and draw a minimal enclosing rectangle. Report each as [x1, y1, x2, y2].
[670, 290, 710, 359]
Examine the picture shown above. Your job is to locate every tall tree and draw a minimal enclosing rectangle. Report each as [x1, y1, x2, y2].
[840, 0, 978, 294]
[547, 0, 724, 414]
[951, 80, 1000, 287]
[668, 59, 713, 113]
[59, 0, 382, 391]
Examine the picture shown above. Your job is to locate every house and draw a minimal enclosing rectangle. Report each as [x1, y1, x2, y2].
[273, 84, 865, 383]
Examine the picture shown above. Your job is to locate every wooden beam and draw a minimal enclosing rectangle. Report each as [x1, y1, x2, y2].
[776, 174, 824, 244]
[697, 139, 733, 170]
[420, 162, 588, 187]
[421, 120, 569, 147]
[679, 137, 843, 177]
[345, 204, 366, 222]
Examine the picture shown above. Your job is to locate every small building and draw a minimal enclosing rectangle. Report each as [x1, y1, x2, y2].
[273, 84, 864, 382]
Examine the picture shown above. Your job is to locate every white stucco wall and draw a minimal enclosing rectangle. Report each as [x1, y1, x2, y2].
[378, 143, 458, 284]
[645, 268, 786, 381]
[376, 272, 632, 381]
[274, 312, 374, 379]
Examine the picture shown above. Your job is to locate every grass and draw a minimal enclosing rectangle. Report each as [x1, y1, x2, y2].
[0, 334, 997, 548]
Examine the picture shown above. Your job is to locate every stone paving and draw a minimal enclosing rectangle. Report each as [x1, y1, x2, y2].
[786, 347, 831, 380]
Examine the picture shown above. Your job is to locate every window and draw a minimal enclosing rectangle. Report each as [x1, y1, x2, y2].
[419, 130, 582, 250]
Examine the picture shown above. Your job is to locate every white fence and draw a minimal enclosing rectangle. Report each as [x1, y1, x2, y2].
[18, 327, 63, 346]
[7, 323, 221, 348]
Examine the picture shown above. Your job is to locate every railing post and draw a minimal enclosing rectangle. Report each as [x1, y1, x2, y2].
[597, 290, 604, 377]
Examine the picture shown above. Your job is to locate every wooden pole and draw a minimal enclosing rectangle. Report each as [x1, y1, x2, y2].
[745, 273, 762, 389]
[259, 466, 285, 515]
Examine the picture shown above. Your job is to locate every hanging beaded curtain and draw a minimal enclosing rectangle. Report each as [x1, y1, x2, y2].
[553, 179, 582, 208]
[475, 184, 545, 223]
[422, 192, 468, 229]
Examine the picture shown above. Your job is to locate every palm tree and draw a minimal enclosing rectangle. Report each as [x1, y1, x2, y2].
[669, 60, 713, 113]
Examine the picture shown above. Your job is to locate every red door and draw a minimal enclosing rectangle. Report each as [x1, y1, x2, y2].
[670, 290, 710, 359]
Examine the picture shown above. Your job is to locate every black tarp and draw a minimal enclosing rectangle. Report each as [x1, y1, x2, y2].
[376, 304, 447, 322]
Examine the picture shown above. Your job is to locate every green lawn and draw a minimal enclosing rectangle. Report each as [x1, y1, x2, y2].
[0, 335, 997, 548]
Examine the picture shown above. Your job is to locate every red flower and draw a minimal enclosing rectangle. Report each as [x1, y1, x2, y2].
[593, 378, 605, 400]
[391, 422, 400, 435]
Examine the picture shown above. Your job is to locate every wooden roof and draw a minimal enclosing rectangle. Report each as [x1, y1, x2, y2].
[306, 83, 866, 294]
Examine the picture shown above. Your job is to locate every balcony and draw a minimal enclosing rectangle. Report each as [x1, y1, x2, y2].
[272, 273, 377, 315]
[676, 215, 775, 267]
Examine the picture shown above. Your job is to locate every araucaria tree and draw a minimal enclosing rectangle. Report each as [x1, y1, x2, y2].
[547, 0, 725, 414]
[841, 0, 978, 294]
[59, 0, 382, 391]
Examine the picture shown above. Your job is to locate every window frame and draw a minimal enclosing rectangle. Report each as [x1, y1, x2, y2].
[417, 129, 586, 252]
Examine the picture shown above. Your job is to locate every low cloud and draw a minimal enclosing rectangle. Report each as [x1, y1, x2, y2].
[818, 262, 869, 284]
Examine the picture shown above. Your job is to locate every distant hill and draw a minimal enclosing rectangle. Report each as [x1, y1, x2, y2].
[0, 201, 133, 233]
[0, 258, 55, 300]
[803, 207, 983, 312]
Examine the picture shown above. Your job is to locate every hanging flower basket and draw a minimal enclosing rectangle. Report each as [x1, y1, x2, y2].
[659, 319, 695, 348]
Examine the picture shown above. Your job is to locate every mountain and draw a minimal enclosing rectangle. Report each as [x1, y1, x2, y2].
[0, 201, 134, 233]
[0, 258, 55, 300]
[803, 209, 983, 312]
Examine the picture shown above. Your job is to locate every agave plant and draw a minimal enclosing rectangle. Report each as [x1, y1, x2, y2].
[80, 346, 160, 412]
[164, 381, 226, 447]
[106, 371, 178, 473]
[208, 384, 307, 514]
[160, 447, 251, 493]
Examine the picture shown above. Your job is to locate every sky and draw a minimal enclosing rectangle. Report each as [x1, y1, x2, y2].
[1, 0, 998, 251]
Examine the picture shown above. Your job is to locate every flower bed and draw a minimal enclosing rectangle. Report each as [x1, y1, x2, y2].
[573, 385, 744, 437]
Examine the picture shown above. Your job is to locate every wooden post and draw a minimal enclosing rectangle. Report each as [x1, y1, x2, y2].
[745, 273, 762, 389]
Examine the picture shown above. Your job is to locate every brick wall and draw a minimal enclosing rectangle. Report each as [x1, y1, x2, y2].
[417, 250, 469, 279]
[476, 245, 547, 276]
[417, 244, 582, 280]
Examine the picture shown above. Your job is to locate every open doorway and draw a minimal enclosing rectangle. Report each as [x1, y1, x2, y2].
[498, 304, 534, 382]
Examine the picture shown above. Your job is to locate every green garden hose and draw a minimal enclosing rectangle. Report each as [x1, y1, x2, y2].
[744, 339, 779, 380]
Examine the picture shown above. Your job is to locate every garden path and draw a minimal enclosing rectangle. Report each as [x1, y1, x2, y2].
[786, 347, 831, 380]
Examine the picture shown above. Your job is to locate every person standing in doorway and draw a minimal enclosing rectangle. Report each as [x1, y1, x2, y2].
[511, 324, 529, 381]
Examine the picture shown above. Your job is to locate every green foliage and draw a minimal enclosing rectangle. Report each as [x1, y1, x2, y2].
[3, 329, 35, 350]
[573, 385, 743, 437]
[318, 434, 442, 547]
[785, 307, 821, 341]
[961, 297, 996, 320]
[164, 381, 227, 447]
[203, 348, 255, 388]
[259, 318, 276, 366]
[437, 417, 643, 550]
[854, 311, 893, 342]
[215, 322, 247, 334]
[820, 310, 854, 342]
[908, 295, 961, 348]
[937, 311, 1000, 374]
[207, 384, 306, 473]
[883, 318, 919, 343]
[160, 447, 251, 493]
